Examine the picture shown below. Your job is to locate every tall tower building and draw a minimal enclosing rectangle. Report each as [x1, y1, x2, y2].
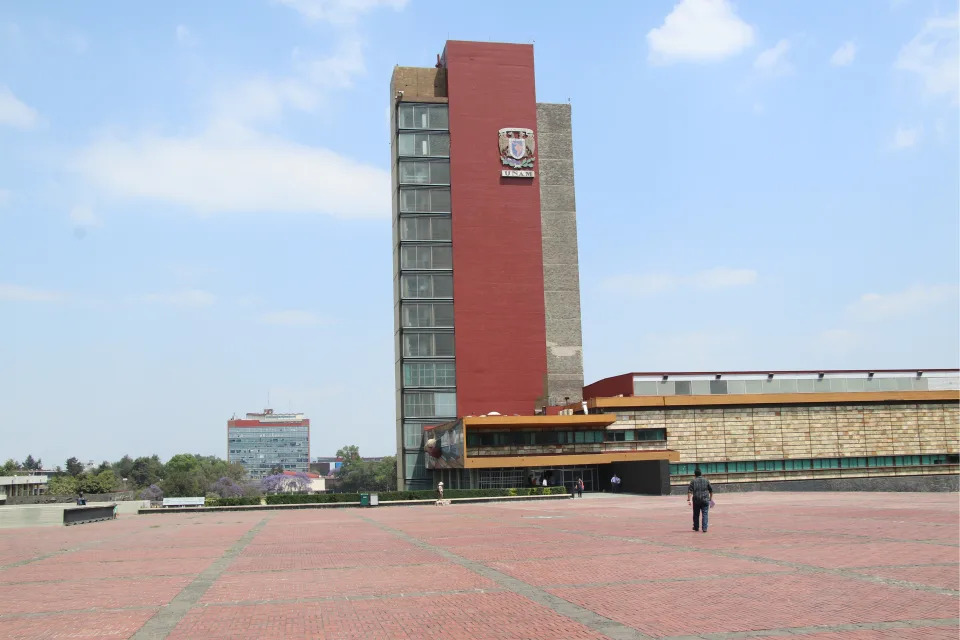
[392, 41, 584, 489]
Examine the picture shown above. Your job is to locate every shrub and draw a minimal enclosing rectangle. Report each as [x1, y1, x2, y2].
[256, 488, 567, 506]
[204, 496, 262, 507]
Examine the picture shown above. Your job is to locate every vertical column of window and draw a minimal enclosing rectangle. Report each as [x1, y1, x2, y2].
[396, 103, 453, 489]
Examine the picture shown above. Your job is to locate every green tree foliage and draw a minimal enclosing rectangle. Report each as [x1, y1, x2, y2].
[47, 475, 79, 495]
[130, 455, 164, 488]
[334, 446, 396, 492]
[160, 453, 249, 497]
[23, 454, 41, 470]
[65, 457, 84, 477]
[1, 459, 22, 475]
[74, 469, 118, 494]
[112, 455, 135, 482]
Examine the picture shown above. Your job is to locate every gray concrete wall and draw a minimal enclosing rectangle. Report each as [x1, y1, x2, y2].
[668, 474, 959, 494]
[537, 103, 584, 405]
[0, 501, 148, 528]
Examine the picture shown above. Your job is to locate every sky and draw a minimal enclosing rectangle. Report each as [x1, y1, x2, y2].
[1, 0, 957, 468]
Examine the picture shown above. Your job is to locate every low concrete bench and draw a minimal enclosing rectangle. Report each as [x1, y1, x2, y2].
[162, 497, 205, 508]
[63, 504, 117, 526]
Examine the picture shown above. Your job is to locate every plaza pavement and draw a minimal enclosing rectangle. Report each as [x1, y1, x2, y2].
[0, 491, 956, 639]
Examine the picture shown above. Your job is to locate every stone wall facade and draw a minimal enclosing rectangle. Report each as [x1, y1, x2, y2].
[611, 402, 959, 485]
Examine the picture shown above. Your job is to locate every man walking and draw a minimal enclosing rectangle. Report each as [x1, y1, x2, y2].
[687, 468, 713, 532]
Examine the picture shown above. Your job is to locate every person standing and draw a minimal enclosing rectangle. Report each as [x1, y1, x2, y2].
[687, 468, 713, 532]
[576, 477, 584, 498]
[437, 481, 444, 501]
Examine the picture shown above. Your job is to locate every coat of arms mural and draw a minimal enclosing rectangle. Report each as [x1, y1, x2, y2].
[498, 128, 536, 171]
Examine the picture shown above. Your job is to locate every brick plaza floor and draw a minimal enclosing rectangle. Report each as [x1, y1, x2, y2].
[0, 491, 957, 639]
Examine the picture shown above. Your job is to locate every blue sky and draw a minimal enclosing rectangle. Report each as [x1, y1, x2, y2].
[1, 0, 957, 467]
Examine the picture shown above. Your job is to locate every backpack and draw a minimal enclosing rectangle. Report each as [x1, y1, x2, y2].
[692, 477, 711, 507]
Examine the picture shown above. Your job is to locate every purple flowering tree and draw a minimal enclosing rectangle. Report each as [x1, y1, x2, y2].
[261, 472, 310, 494]
[210, 476, 244, 498]
[140, 484, 163, 501]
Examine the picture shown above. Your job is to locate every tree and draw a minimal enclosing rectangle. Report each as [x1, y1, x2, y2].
[1, 459, 22, 475]
[48, 475, 79, 496]
[269, 464, 285, 476]
[66, 457, 84, 477]
[130, 455, 164, 488]
[336, 445, 360, 461]
[113, 455, 135, 482]
[334, 446, 396, 492]
[210, 476, 243, 498]
[261, 472, 310, 494]
[140, 484, 163, 501]
[23, 454, 39, 471]
[95, 460, 111, 474]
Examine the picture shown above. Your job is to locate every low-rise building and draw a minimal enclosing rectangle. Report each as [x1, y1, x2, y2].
[0, 475, 49, 501]
[422, 370, 959, 494]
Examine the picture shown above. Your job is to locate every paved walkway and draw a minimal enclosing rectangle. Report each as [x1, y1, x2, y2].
[0, 491, 957, 639]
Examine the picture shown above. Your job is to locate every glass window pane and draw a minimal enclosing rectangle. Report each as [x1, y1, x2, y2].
[431, 218, 451, 240]
[400, 246, 417, 269]
[429, 133, 450, 156]
[398, 133, 415, 156]
[430, 189, 450, 212]
[431, 246, 452, 269]
[429, 106, 448, 129]
[434, 302, 454, 326]
[435, 333, 455, 356]
[430, 162, 450, 184]
[399, 160, 428, 184]
[432, 274, 453, 298]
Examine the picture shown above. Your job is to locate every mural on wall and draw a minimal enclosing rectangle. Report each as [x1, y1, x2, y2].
[425, 420, 465, 469]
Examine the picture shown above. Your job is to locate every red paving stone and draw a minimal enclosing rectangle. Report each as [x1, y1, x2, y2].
[168, 593, 608, 640]
[4, 610, 159, 640]
[0, 492, 956, 639]
[0, 575, 194, 614]
[853, 564, 960, 591]
[549, 572, 958, 636]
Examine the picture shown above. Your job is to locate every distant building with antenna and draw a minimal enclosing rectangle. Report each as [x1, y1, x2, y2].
[227, 409, 310, 478]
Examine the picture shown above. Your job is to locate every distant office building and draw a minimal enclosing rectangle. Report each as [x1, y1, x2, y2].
[227, 409, 310, 478]
[391, 41, 584, 489]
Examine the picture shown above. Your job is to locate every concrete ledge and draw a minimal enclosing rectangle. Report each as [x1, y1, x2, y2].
[137, 493, 571, 514]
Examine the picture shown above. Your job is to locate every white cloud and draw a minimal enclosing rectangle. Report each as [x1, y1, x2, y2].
[754, 39, 792, 75]
[0, 85, 39, 129]
[175, 24, 197, 46]
[647, 0, 755, 64]
[602, 267, 758, 297]
[259, 310, 327, 326]
[133, 289, 215, 307]
[830, 41, 857, 66]
[275, 0, 407, 24]
[691, 267, 758, 288]
[848, 284, 958, 320]
[891, 125, 922, 149]
[0, 283, 65, 303]
[73, 126, 390, 218]
[207, 38, 363, 127]
[895, 13, 959, 103]
[69, 205, 101, 229]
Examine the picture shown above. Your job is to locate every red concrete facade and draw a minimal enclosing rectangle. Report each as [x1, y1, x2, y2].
[582, 374, 634, 401]
[444, 41, 547, 417]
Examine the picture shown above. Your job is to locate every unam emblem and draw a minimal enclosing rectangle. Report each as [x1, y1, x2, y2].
[498, 128, 535, 169]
